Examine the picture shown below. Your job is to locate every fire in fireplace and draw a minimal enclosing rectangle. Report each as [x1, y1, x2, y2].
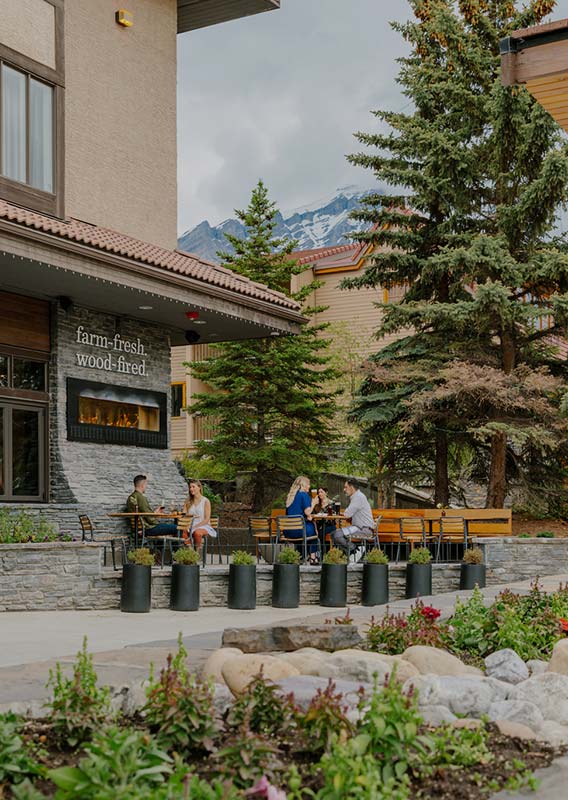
[67, 378, 167, 448]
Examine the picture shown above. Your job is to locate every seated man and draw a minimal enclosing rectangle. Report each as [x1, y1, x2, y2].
[332, 478, 375, 561]
[126, 474, 178, 539]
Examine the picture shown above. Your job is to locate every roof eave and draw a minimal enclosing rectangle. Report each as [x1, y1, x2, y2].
[177, 0, 280, 34]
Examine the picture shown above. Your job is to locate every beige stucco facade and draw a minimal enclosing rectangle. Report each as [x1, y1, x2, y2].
[0, 0, 56, 68]
[65, 0, 178, 249]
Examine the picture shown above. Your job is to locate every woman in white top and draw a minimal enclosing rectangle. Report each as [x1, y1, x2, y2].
[183, 479, 217, 548]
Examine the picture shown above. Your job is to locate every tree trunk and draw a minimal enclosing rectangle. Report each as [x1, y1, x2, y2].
[486, 328, 515, 508]
[434, 430, 449, 506]
[376, 447, 395, 507]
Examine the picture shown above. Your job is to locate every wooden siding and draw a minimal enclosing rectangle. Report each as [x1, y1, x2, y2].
[0, 291, 50, 352]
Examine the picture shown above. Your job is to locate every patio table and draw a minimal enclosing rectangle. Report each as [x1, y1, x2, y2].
[108, 512, 182, 548]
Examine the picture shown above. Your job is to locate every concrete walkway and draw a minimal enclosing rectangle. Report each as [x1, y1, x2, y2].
[1, 574, 567, 709]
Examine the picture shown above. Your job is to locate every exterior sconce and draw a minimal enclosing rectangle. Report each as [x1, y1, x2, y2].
[116, 10, 133, 27]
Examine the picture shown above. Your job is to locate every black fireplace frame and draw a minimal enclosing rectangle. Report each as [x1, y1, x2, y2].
[66, 378, 168, 449]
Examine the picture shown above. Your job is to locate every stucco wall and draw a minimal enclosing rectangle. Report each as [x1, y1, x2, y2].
[64, 0, 178, 249]
[0, 0, 56, 68]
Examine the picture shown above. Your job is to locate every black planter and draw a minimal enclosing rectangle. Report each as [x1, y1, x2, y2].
[121, 564, 151, 613]
[228, 564, 256, 609]
[405, 563, 432, 599]
[362, 563, 389, 606]
[170, 564, 200, 611]
[272, 563, 300, 608]
[320, 563, 347, 607]
[460, 563, 486, 590]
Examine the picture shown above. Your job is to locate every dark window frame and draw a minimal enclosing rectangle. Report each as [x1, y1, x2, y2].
[171, 381, 186, 418]
[0, 0, 64, 217]
[0, 401, 47, 502]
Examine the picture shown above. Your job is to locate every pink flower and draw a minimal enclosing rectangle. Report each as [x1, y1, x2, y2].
[244, 776, 287, 800]
[420, 605, 441, 622]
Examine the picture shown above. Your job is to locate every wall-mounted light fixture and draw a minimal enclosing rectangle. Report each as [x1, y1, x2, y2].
[116, 9, 134, 27]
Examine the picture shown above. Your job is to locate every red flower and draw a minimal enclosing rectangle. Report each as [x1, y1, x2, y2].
[420, 605, 441, 622]
[559, 617, 568, 633]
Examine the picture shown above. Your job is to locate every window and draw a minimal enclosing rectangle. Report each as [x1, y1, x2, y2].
[0, 354, 46, 393]
[171, 383, 186, 418]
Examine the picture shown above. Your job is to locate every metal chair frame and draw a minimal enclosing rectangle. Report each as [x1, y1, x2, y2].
[78, 514, 127, 571]
[248, 517, 273, 563]
[348, 514, 382, 560]
[437, 517, 468, 562]
[275, 515, 321, 563]
[196, 516, 221, 566]
[396, 517, 426, 563]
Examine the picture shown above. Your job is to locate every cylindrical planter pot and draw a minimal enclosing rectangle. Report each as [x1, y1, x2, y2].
[362, 563, 389, 606]
[228, 564, 256, 609]
[170, 564, 200, 611]
[121, 564, 151, 613]
[405, 563, 432, 599]
[272, 563, 300, 608]
[320, 563, 347, 607]
[460, 563, 486, 590]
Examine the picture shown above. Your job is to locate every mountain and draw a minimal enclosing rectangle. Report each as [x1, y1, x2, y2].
[178, 185, 377, 263]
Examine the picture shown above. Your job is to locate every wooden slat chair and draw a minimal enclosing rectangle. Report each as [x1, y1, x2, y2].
[437, 517, 468, 562]
[248, 517, 272, 563]
[275, 515, 321, 563]
[349, 514, 382, 559]
[200, 517, 221, 567]
[396, 517, 426, 563]
[78, 514, 128, 570]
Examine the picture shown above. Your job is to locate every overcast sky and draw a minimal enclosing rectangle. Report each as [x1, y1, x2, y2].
[176, 0, 568, 234]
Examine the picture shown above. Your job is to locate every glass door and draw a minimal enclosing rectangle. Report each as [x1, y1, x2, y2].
[0, 403, 46, 501]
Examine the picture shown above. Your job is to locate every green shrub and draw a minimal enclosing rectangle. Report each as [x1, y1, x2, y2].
[0, 713, 44, 786]
[213, 730, 283, 790]
[0, 509, 67, 544]
[322, 547, 348, 565]
[48, 727, 172, 799]
[301, 681, 354, 754]
[143, 637, 220, 754]
[518, 532, 531, 538]
[232, 550, 255, 566]
[408, 547, 431, 565]
[462, 547, 483, 565]
[277, 547, 301, 565]
[365, 548, 388, 564]
[227, 672, 298, 737]
[177, 453, 235, 482]
[127, 548, 155, 566]
[46, 638, 112, 747]
[536, 530, 555, 538]
[173, 546, 200, 565]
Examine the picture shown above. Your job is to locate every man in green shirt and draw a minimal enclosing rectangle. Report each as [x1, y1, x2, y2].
[127, 475, 178, 537]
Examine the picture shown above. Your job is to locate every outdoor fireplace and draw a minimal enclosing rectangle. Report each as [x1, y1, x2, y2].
[67, 378, 167, 448]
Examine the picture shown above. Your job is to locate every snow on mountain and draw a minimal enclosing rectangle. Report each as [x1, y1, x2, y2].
[178, 186, 377, 263]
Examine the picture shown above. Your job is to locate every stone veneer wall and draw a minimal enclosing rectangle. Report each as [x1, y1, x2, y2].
[479, 537, 568, 585]
[49, 304, 187, 514]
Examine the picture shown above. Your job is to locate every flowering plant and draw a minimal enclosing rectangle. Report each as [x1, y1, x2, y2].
[559, 617, 568, 634]
[419, 605, 441, 622]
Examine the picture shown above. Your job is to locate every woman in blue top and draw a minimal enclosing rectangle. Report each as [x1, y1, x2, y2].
[285, 475, 319, 563]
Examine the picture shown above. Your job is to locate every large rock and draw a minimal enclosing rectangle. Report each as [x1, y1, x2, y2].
[547, 639, 568, 676]
[527, 659, 548, 676]
[221, 654, 300, 695]
[316, 649, 419, 684]
[487, 699, 544, 732]
[201, 648, 243, 684]
[512, 673, 568, 725]
[222, 624, 362, 653]
[538, 721, 568, 747]
[493, 720, 536, 741]
[404, 675, 511, 717]
[402, 645, 483, 677]
[275, 675, 370, 712]
[212, 683, 234, 717]
[484, 649, 529, 684]
[278, 648, 329, 675]
[420, 705, 457, 726]
[491, 756, 568, 800]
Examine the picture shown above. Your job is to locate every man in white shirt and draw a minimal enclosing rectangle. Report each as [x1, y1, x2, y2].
[332, 478, 376, 560]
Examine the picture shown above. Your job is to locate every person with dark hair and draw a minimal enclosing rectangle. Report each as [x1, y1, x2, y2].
[331, 479, 375, 561]
[126, 475, 178, 537]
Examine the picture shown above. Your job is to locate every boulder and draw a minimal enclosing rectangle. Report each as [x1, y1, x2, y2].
[402, 645, 483, 677]
[212, 683, 234, 717]
[404, 675, 509, 717]
[221, 624, 362, 653]
[451, 718, 483, 730]
[201, 647, 243, 684]
[484, 649, 529, 685]
[486, 699, 544, 732]
[512, 673, 568, 725]
[275, 675, 370, 712]
[526, 659, 548, 677]
[547, 639, 568, 676]
[491, 756, 568, 800]
[420, 705, 457, 726]
[221, 654, 300, 695]
[493, 720, 536, 741]
[316, 649, 419, 684]
[121, 680, 149, 716]
[538, 721, 568, 747]
[278, 648, 329, 676]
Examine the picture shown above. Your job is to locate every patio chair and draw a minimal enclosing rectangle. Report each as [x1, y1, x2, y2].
[248, 516, 273, 563]
[396, 517, 426, 563]
[78, 514, 128, 570]
[349, 514, 382, 560]
[199, 517, 222, 567]
[275, 515, 321, 563]
[437, 517, 468, 562]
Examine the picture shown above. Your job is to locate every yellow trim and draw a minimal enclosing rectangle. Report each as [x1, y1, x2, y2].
[170, 381, 186, 418]
[383, 288, 389, 303]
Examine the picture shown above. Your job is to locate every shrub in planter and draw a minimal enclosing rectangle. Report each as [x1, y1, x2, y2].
[460, 546, 486, 590]
[406, 547, 432, 599]
[170, 547, 200, 612]
[537, 530, 555, 538]
[272, 547, 301, 609]
[228, 550, 256, 609]
[121, 548, 153, 613]
[320, 547, 348, 608]
[362, 548, 389, 607]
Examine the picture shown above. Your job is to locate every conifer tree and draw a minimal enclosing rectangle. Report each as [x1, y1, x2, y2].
[189, 181, 338, 509]
[348, 0, 568, 508]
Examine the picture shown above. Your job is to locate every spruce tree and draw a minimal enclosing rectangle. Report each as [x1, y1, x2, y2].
[348, 0, 568, 508]
[189, 181, 338, 509]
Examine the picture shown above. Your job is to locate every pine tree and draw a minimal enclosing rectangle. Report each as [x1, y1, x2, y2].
[348, 0, 568, 508]
[189, 181, 338, 510]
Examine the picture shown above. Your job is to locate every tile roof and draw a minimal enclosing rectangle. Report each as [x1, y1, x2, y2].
[294, 242, 360, 266]
[0, 199, 300, 312]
